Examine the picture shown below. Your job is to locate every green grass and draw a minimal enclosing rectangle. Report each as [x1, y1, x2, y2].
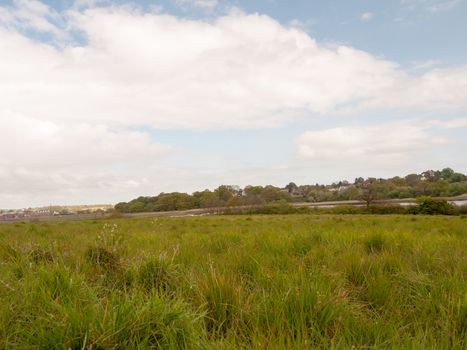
[0, 215, 465, 349]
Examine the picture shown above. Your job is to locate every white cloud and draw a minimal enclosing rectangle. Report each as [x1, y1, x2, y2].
[298, 122, 447, 164]
[1, 1, 467, 207]
[0, 111, 171, 207]
[356, 66, 467, 112]
[296, 118, 467, 179]
[429, 117, 467, 128]
[0, 111, 172, 208]
[0, 113, 171, 170]
[360, 12, 373, 21]
[1, 6, 467, 131]
[174, 0, 219, 11]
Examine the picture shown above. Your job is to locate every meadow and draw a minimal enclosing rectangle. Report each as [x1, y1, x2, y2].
[0, 215, 465, 349]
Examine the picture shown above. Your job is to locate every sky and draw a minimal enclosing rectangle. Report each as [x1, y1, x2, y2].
[1, 0, 467, 208]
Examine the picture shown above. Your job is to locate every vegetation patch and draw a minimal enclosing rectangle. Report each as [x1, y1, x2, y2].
[85, 246, 120, 271]
[137, 256, 178, 294]
[364, 233, 387, 254]
[0, 215, 465, 348]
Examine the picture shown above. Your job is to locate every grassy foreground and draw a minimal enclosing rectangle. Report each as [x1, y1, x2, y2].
[0, 215, 465, 349]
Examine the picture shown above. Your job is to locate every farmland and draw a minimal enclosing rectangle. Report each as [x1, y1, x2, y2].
[0, 215, 465, 349]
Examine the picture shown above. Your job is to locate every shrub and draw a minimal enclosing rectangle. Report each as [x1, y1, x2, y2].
[454, 205, 467, 215]
[415, 196, 454, 215]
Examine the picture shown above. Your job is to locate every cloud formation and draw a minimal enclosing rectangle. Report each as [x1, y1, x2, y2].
[0, 1, 466, 207]
[1, 3, 467, 130]
[298, 122, 447, 164]
[0, 111, 171, 207]
[360, 12, 373, 21]
[429, 117, 467, 128]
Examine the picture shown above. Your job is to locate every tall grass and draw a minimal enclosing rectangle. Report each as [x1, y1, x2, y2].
[0, 215, 465, 348]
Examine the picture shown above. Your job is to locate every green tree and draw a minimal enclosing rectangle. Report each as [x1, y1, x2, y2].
[193, 190, 220, 208]
[440, 167, 454, 181]
[360, 180, 378, 208]
[261, 186, 289, 203]
[285, 182, 298, 194]
[215, 185, 234, 203]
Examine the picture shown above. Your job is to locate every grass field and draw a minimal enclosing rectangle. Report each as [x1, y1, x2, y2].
[0, 215, 465, 349]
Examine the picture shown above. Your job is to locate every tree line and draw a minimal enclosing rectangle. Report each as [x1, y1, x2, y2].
[115, 168, 466, 213]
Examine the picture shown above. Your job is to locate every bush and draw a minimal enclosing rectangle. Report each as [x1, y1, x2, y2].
[415, 196, 454, 215]
[454, 205, 467, 215]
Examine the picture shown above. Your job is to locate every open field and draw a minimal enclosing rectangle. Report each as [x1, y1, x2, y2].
[0, 215, 465, 349]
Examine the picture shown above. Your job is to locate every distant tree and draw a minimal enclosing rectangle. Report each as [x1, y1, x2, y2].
[261, 186, 290, 202]
[405, 173, 421, 187]
[155, 193, 192, 211]
[285, 182, 298, 194]
[114, 168, 467, 214]
[390, 176, 406, 187]
[115, 202, 128, 212]
[215, 185, 234, 203]
[128, 201, 145, 213]
[242, 185, 263, 205]
[360, 180, 377, 208]
[449, 172, 466, 183]
[394, 187, 414, 199]
[354, 177, 364, 185]
[416, 196, 454, 215]
[227, 196, 243, 207]
[244, 185, 263, 196]
[421, 170, 440, 182]
[440, 168, 455, 181]
[226, 185, 242, 196]
[340, 186, 360, 200]
[448, 182, 467, 196]
[373, 181, 391, 199]
[427, 180, 450, 197]
[193, 190, 220, 208]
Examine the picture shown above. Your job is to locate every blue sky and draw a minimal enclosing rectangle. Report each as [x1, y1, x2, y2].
[31, 0, 467, 65]
[0, 0, 466, 207]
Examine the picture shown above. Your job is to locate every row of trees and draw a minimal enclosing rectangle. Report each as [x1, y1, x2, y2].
[115, 168, 466, 213]
[286, 168, 467, 203]
[115, 185, 290, 213]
